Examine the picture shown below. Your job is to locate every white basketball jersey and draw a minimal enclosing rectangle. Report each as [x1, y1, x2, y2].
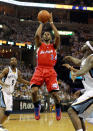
[2, 67, 18, 94]
[81, 54, 93, 90]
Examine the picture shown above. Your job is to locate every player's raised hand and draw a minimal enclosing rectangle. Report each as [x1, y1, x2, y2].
[71, 71, 76, 82]
[49, 13, 53, 23]
[62, 64, 71, 69]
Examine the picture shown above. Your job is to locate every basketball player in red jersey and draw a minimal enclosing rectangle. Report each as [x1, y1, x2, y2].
[30, 13, 61, 120]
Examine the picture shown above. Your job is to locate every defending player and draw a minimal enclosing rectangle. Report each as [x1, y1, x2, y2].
[64, 41, 93, 131]
[0, 57, 30, 131]
[30, 13, 61, 120]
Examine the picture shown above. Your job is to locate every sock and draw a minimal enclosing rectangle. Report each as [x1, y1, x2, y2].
[34, 101, 40, 108]
[77, 129, 83, 131]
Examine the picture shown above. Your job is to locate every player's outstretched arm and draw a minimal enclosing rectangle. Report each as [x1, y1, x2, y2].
[62, 64, 78, 72]
[0, 68, 9, 87]
[49, 13, 60, 49]
[63, 56, 81, 66]
[35, 23, 43, 47]
[18, 70, 30, 86]
[72, 55, 93, 77]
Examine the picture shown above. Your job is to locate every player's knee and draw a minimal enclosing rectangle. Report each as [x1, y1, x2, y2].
[68, 107, 74, 116]
[5, 111, 12, 116]
[51, 92, 60, 103]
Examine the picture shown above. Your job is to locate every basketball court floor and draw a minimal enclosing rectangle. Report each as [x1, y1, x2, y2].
[4, 113, 93, 131]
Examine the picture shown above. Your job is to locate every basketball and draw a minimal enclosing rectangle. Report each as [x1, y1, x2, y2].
[37, 10, 50, 23]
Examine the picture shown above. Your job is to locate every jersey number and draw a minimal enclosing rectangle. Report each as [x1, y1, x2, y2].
[12, 80, 15, 86]
[51, 54, 57, 60]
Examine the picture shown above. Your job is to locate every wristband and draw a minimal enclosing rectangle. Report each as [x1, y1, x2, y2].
[39, 22, 44, 25]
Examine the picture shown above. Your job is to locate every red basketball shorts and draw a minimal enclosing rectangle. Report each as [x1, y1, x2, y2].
[30, 66, 59, 92]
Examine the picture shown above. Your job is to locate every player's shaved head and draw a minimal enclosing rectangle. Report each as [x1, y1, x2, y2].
[10, 57, 17, 67]
[11, 57, 17, 61]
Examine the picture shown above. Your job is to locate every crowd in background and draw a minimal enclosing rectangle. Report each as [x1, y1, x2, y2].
[13, 79, 75, 112]
[0, 16, 93, 59]
[71, 0, 93, 6]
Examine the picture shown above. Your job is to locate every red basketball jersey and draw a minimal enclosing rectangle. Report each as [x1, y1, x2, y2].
[36, 43, 57, 67]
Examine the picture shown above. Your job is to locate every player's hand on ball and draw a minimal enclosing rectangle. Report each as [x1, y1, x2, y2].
[49, 13, 53, 23]
[71, 71, 76, 82]
[39, 21, 44, 24]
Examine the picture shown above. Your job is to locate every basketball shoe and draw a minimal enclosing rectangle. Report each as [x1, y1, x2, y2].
[56, 108, 61, 120]
[34, 107, 40, 120]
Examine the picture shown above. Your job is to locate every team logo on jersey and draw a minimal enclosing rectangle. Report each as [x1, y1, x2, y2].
[52, 83, 58, 88]
[40, 50, 53, 54]
[8, 74, 16, 79]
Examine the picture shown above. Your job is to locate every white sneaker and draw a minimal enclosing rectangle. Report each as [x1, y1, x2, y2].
[0, 127, 8, 131]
